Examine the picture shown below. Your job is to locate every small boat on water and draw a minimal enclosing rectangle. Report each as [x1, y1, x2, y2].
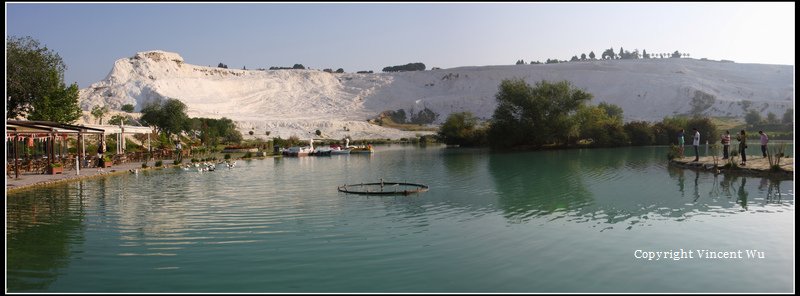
[283, 146, 312, 156]
[350, 145, 374, 154]
[330, 144, 351, 154]
[284, 139, 313, 156]
[342, 138, 374, 154]
[312, 146, 332, 156]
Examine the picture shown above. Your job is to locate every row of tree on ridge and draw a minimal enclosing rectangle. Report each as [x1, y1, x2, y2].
[517, 47, 690, 65]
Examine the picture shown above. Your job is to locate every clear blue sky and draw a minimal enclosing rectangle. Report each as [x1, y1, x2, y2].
[6, 2, 795, 88]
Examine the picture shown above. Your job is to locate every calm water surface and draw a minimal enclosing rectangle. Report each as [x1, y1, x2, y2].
[6, 145, 794, 292]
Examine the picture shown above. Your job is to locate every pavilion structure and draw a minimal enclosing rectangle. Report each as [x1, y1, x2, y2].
[6, 120, 153, 178]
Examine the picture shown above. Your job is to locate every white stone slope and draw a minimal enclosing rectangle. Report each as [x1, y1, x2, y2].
[79, 50, 794, 140]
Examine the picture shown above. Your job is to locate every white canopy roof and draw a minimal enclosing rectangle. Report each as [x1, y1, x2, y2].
[79, 124, 154, 135]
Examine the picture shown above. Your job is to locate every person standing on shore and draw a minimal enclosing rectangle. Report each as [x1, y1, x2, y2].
[759, 131, 769, 158]
[692, 127, 700, 162]
[677, 129, 685, 158]
[721, 131, 731, 159]
[96, 139, 106, 167]
[175, 140, 183, 162]
[737, 130, 747, 166]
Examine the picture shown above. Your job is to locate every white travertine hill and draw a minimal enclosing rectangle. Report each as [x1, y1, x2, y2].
[79, 50, 794, 140]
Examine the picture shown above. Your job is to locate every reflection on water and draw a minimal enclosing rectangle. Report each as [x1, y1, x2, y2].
[486, 147, 793, 229]
[7, 183, 86, 290]
[488, 150, 592, 223]
[6, 145, 794, 293]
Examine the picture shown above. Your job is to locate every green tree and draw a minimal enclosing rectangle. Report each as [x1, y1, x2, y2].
[437, 112, 486, 146]
[121, 104, 135, 113]
[7, 36, 81, 122]
[91, 105, 109, 124]
[191, 117, 242, 145]
[766, 112, 778, 124]
[597, 102, 624, 119]
[782, 109, 793, 124]
[140, 98, 190, 138]
[488, 79, 592, 148]
[602, 48, 615, 59]
[139, 102, 162, 131]
[744, 110, 762, 126]
[26, 74, 82, 123]
[573, 104, 626, 147]
[624, 121, 654, 146]
[161, 98, 191, 137]
[687, 117, 719, 145]
[109, 114, 132, 126]
[653, 116, 689, 145]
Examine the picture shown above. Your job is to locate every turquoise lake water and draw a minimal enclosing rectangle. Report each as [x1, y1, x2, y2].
[6, 145, 794, 292]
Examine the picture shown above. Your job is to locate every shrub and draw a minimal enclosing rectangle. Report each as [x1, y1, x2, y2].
[155, 160, 163, 167]
[437, 112, 487, 146]
[224, 153, 231, 160]
[121, 104, 135, 113]
[624, 121, 654, 146]
[50, 163, 63, 168]
[243, 152, 252, 159]
[142, 163, 148, 169]
[173, 159, 182, 165]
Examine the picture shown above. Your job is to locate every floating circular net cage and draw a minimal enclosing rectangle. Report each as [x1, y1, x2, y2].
[338, 181, 429, 196]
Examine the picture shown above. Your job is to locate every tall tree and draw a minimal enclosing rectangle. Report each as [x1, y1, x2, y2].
[766, 112, 778, 124]
[589, 51, 596, 60]
[160, 98, 191, 137]
[618, 47, 624, 59]
[598, 102, 624, 119]
[642, 49, 650, 59]
[580, 53, 587, 60]
[7, 36, 81, 122]
[140, 98, 190, 137]
[437, 112, 486, 146]
[91, 105, 109, 124]
[744, 110, 762, 126]
[602, 48, 615, 60]
[26, 71, 82, 123]
[488, 79, 592, 148]
[121, 104, 135, 113]
[782, 109, 793, 124]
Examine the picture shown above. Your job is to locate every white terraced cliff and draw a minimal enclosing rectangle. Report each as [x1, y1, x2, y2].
[79, 50, 794, 140]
